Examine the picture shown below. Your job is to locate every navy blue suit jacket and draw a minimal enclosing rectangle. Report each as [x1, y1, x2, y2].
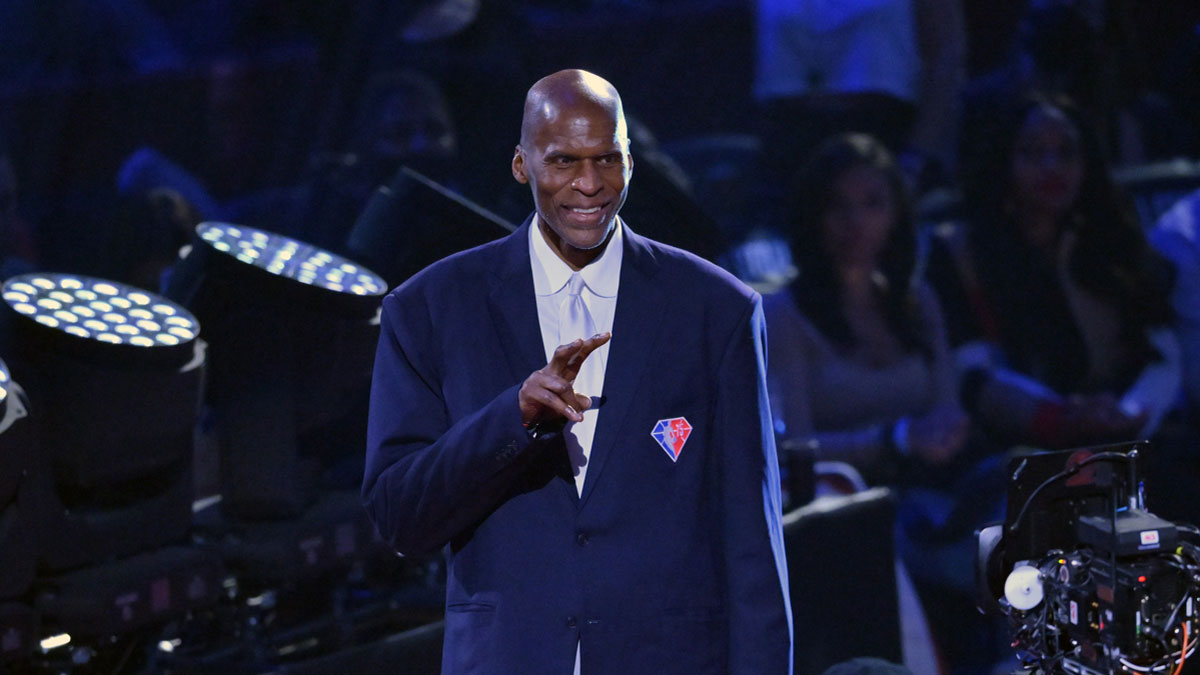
[363, 218, 792, 674]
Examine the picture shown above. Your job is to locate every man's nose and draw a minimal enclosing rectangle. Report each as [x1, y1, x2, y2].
[571, 160, 602, 194]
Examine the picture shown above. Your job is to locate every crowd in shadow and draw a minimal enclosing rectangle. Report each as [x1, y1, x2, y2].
[3, 1, 1200, 674]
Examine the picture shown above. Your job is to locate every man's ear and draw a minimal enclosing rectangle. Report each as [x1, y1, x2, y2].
[512, 146, 528, 184]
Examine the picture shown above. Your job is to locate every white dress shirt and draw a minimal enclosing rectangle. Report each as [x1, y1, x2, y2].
[528, 215, 623, 496]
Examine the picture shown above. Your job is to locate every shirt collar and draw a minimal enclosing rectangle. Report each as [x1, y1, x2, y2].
[529, 214, 624, 298]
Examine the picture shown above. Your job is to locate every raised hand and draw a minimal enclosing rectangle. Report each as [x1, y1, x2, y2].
[518, 332, 611, 428]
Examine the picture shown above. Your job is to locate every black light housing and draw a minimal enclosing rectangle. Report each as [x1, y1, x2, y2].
[167, 223, 385, 520]
[0, 273, 206, 571]
[0, 357, 36, 600]
[345, 165, 514, 288]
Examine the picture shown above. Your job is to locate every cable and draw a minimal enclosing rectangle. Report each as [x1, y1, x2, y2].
[1125, 625, 1198, 674]
[1007, 452, 1133, 535]
[1160, 589, 1192, 640]
[1172, 621, 1188, 675]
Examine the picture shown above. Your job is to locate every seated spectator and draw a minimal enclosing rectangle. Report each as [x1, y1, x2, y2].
[765, 133, 967, 489]
[1146, 188, 1200, 523]
[100, 186, 199, 293]
[764, 133, 1004, 672]
[928, 92, 1179, 451]
[961, 2, 1197, 167]
[230, 67, 462, 254]
[1153, 188, 1200, 416]
[114, 67, 461, 259]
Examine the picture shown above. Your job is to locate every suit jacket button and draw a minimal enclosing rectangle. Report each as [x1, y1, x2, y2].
[566, 616, 577, 627]
[576, 533, 589, 547]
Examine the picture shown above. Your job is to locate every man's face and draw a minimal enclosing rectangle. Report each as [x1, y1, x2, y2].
[512, 103, 632, 267]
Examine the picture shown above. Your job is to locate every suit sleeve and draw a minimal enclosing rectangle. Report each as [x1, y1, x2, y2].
[720, 294, 794, 674]
[361, 290, 535, 557]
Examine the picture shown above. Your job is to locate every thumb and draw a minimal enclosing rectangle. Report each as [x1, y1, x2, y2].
[575, 393, 592, 410]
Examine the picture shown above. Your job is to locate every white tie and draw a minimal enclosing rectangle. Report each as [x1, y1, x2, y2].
[559, 272, 597, 346]
[559, 272, 600, 495]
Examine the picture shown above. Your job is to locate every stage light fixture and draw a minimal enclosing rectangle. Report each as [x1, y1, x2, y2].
[0, 355, 10, 402]
[167, 223, 385, 520]
[2, 274, 199, 367]
[183, 222, 386, 319]
[0, 356, 36, 602]
[0, 273, 206, 571]
[0, 356, 24, 507]
[0, 278, 230, 670]
[199, 222, 385, 293]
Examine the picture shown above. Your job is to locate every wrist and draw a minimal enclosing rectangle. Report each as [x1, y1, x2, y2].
[524, 417, 565, 440]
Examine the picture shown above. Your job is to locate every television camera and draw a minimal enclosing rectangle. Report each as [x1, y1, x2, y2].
[976, 442, 1200, 674]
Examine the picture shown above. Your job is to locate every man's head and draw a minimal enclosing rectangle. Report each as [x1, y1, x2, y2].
[512, 69, 633, 270]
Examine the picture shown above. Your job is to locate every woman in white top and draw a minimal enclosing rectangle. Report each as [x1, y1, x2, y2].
[765, 133, 968, 486]
[765, 133, 1007, 672]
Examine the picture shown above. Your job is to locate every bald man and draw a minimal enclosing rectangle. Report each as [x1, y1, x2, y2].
[363, 69, 792, 674]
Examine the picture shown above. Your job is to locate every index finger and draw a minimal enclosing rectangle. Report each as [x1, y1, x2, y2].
[548, 332, 612, 379]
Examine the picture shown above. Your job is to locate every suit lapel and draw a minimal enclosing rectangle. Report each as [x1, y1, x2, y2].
[486, 216, 579, 505]
[578, 226, 666, 509]
[486, 216, 548, 384]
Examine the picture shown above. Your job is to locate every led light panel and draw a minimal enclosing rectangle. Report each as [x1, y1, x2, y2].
[197, 223, 387, 297]
[2, 274, 199, 349]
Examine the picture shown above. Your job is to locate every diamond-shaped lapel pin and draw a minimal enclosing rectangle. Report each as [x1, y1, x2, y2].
[651, 417, 692, 462]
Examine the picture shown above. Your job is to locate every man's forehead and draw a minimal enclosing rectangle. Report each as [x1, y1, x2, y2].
[529, 104, 625, 145]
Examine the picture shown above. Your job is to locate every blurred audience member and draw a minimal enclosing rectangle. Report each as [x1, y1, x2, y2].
[1153, 188, 1200, 416]
[1145, 189, 1200, 524]
[113, 67, 460, 259]
[929, 93, 1178, 452]
[229, 67, 460, 252]
[962, 1, 1196, 167]
[102, 187, 199, 293]
[342, 68, 459, 185]
[117, 147, 224, 223]
[766, 133, 966, 488]
[0, 0, 183, 89]
[754, 0, 967, 197]
[765, 133, 1005, 673]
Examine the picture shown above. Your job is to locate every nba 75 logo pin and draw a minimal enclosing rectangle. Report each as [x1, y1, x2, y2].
[651, 417, 692, 462]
